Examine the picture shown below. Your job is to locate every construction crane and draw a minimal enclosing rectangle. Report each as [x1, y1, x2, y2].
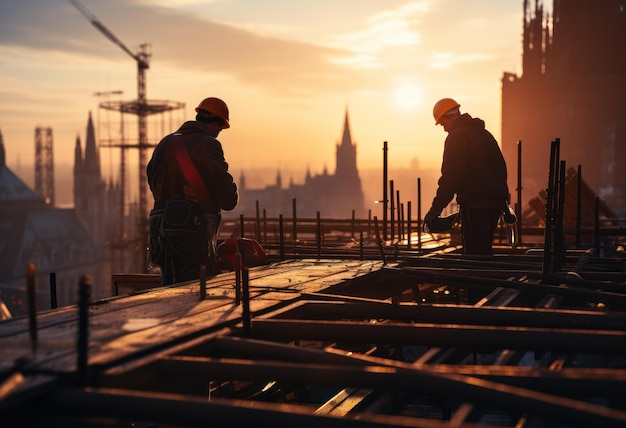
[69, 0, 151, 231]
[69, 0, 184, 271]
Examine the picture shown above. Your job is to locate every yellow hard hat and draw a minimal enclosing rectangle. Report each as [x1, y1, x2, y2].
[195, 97, 230, 129]
[433, 98, 460, 124]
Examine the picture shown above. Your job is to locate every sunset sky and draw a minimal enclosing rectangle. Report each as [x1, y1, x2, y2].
[0, 0, 537, 204]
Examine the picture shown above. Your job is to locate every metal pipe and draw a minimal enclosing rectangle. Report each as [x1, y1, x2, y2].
[279, 214, 285, 261]
[517, 140, 523, 244]
[554, 159, 566, 271]
[242, 268, 251, 337]
[373, 216, 386, 264]
[316, 211, 321, 259]
[595, 196, 601, 254]
[390, 179, 395, 241]
[543, 139, 559, 280]
[49, 272, 57, 309]
[417, 178, 422, 252]
[292, 198, 298, 246]
[407, 201, 412, 250]
[235, 251, 241, 305]
[263, 208, 267, 246]
[359, 231, 364, 261]
[77, 274, 92, 387]
[382, 141, 388, 241]
[576, 165, 582, 246]
[26, 263, 37, 354]
[255, 200, 261, 242]
[199, 265, 206, 301]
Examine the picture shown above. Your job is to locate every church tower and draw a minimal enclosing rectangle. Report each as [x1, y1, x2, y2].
[73, 112, 107, 248]
[335, 108, 358, 179]
[333, 108, 365, 216]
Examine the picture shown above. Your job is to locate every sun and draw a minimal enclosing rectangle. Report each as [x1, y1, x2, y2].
[393, 82, 424, 111]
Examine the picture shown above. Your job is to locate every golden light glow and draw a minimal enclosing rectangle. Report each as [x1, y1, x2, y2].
[393, 81, 423, 111]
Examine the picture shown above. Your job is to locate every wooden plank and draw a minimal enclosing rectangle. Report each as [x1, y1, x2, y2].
[0, 260, 382, 374]
[112, 273, 161, 295]
[250, 318, 626, 354]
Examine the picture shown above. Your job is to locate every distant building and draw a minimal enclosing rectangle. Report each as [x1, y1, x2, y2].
[501, 0, 626, 215]
[234, 109, 366, 219]
[73, 112, 123, 250]
[73, 112, 140, 279]
[0, 129, 102, 317]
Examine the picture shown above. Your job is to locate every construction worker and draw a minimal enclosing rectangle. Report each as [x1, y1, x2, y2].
[147, 97, 238, 285]
[424, 98, 509, 255]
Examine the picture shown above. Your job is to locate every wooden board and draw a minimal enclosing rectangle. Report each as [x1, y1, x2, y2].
[0, 259, 383, 375]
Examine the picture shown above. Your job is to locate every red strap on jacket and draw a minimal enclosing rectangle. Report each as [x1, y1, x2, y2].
[172, 134, 212, 213]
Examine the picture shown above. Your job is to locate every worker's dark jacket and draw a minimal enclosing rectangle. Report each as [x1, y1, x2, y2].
[428, 113, 508, 216]
[146, 121, 238, 281]
[147, 121, 238, 215]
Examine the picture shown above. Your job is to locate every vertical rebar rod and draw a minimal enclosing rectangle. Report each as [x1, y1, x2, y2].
[49, 272, 57, 309]
[398, 191, 403, 240]
[77, 275, 92, 387]
[417, 178, 422, 253]
[26, 263, 37, 354]
[237, 238, 247, 270]
[351, 209, 356, 239]
[235, 250, 241, 305]
[554, 159, 566, 272]
[199, 265, 206, 301]
[543, 139, 559, 280]
[374, 216, 386, 264]
[576, 165, 582, 246]
[255, 200, 261, 242]
[382, 141, 388, 240]
[242, 268, 251, 337]
[595, 196, 601, 254]
[359, 230, 364, 261]
[517, 140, 523, 244]
[292, 198, 297, 246]
[407, 201, 412, 250]
[390, 180, 395, 241]
[316, 211, 321, 259]
[263, 208, 268, 247]
[279, 214, 285, 261]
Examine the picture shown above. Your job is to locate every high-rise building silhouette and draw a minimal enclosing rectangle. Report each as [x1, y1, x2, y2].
[502, 0, 626, 215]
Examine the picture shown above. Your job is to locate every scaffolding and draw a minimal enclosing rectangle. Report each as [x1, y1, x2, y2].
[34, 126, 54, 206]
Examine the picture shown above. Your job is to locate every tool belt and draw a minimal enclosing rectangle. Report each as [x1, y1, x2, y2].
[147, 200, 220, 266]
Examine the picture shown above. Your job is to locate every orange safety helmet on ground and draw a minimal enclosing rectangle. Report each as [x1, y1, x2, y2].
[195, 97, 230, 129]
[432, 98, 460, 125]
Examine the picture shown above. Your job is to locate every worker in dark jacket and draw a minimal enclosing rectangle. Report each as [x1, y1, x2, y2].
[147, 97, 238, 284]
[424, 98, 509, 255]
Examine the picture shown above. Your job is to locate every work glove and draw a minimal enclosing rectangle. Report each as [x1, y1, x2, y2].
[423, 212, 438, 232]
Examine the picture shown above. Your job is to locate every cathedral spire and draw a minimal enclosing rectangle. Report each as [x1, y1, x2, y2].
[74, 135, 82, 175]
[340, 106, 353, 147]
[335, 107, 358, 177]
[84, 111, 100, 175]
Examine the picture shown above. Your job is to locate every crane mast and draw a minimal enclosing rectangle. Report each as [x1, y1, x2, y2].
[69, 0, 184, 272]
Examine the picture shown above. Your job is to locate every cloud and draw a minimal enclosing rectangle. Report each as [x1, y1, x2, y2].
[429, 52, 492, 70]
[327, 1, 428, 69]
[0, 0, 362, 97]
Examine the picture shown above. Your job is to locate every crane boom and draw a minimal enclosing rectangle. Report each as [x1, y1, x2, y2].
[68, 0, 148, 67]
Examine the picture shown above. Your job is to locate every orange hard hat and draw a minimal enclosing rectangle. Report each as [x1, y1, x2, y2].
[195, 97, 230, 129]
[433, 98, 460, 124]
